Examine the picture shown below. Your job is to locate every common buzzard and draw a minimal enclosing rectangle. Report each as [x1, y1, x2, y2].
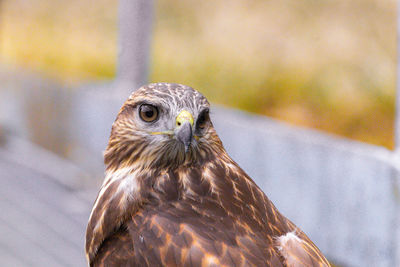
[85, 83, 330, 266]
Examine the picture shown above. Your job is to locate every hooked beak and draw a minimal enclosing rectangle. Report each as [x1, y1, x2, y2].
[175, 110, 194, 152]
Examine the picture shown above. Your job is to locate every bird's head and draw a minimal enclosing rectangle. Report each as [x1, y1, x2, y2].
[104, 83, 223, 171]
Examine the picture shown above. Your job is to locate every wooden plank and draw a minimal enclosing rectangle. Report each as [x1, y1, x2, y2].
[0, 157, 89, 266]
[0, 219, 63, 267]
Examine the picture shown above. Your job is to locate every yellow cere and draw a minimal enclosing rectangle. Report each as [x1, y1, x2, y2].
[176, 110, 194, 126]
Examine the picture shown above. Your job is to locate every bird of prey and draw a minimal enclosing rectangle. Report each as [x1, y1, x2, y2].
[85, 83, 330, 267]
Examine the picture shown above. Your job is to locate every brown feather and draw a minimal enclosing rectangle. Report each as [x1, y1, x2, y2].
[85, 83, 331, 267]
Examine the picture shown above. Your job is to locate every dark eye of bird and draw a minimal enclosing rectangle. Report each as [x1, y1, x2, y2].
[139, 104, 158, 122]
[197, 110, 209, 129]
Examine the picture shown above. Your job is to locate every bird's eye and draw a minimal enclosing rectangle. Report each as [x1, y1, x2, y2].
[139, 104, 158, 122]
[197, 109, 209, 129]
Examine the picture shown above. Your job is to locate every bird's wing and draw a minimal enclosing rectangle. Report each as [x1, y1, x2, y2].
[92, 227, 135, 267]
[92, 199, 285, 267]
[276, 230, 331, 267]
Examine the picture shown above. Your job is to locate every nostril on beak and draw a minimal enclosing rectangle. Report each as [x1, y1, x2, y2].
[176, 121, 193, 153]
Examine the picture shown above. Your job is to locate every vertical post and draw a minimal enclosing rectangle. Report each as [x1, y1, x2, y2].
[117, 0, 154, 94]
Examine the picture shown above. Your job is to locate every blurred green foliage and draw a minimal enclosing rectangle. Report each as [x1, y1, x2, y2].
[0, 0, 396, 148]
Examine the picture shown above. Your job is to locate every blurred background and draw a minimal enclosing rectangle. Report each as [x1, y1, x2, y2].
[0, 0, 398, 266]
[1, 0, 396, 149]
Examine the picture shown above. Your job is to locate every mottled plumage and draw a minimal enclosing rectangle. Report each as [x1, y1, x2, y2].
[85, 83, 330, 266]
